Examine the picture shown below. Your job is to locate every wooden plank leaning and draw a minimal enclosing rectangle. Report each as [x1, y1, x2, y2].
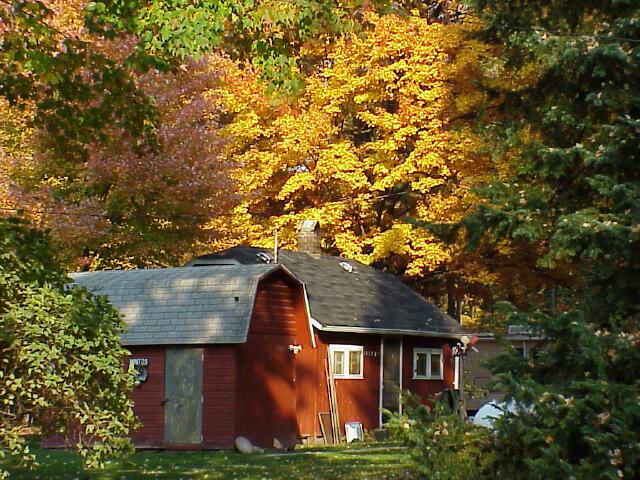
[325, 353, 341, 443]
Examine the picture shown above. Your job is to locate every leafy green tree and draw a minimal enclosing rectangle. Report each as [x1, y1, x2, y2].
[445, 1, 640, 478]
[0, 218, 137, 476]
[0, 0, 417, 159]
[1, 0, 425, 268]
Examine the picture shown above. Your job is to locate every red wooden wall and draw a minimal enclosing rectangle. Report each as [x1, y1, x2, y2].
[314, 332, 382, 435]
[126, 347, 166, 447]
[307, 333, 457, 438]
[203, 345, 236, 448]
[401, 337, 455, 405]
[236, 270, 313, 448]
[126, 345, 239, 449]
[108, 332, 456, 449]
[290, 289, 321, 439]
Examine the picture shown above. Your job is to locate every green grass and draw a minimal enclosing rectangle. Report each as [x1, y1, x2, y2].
[2, 443, 413, 479]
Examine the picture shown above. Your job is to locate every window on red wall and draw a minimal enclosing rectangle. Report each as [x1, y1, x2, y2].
[413, 348, 443, 380]
[329, 345, 363, 379]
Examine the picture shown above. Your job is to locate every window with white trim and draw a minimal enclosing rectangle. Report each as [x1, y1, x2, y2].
[329, 345, 363, 379]
[413, 348, 443, 380]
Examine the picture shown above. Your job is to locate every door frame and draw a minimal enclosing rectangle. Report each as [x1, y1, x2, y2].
[379, 336, 403, 427]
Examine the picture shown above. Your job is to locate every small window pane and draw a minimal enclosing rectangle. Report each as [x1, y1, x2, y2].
[416, 353, 428, 377]
[430, 353, 441, 378]
[333, 351, 344, 375]
[348, 350, 361, 375]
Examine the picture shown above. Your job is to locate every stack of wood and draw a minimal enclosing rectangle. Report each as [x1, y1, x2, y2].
[319, 356, 341, 444]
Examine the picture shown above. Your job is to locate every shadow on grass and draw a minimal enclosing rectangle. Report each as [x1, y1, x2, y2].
[2, 443, 412, 480]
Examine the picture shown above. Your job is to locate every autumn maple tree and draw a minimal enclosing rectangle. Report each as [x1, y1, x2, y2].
[208, 11, 538, 313]
[1, 0, 432, 268]
[1, 0, 419, 158]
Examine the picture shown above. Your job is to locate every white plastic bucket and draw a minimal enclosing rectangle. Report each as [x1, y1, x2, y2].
[345, 422, 364, 443]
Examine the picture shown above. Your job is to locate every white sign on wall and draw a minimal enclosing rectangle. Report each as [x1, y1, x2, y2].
[129, 358, 149, 385]
[129, 358, 149, 367]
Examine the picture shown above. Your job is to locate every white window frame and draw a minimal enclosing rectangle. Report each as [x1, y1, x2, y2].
[413, 348, 444, 380]
[329, 344, 364, 379]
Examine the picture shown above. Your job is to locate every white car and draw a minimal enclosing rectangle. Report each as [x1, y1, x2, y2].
[473, 400, 520, 428]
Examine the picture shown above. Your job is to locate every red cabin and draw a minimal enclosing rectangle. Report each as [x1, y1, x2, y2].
[69, 224, 466, 449]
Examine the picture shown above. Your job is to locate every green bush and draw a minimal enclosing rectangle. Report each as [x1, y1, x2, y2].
[386, 394, 495, 480]
[0, 219, 138, 477]
[486, 311, 640, 479]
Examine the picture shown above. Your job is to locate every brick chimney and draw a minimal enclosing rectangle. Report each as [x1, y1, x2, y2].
[297, 220, 322, 258]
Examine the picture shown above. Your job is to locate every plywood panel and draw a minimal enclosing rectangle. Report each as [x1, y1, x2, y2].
[164, 348, 203, 445]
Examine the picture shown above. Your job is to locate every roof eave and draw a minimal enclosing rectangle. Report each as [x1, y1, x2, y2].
[313, 323, 466, 339]
[121, 338, 247, 346]
[475, 333, 545, 341]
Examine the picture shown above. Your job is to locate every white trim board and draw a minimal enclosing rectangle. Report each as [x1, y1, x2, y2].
[313, 324, 464, 339]
[379, 337, 384, 428]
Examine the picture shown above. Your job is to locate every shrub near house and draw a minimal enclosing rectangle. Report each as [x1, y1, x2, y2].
[0, 218, 136, 474]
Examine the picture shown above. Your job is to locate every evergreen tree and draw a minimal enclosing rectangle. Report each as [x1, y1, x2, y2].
[455, 1, 640, 477]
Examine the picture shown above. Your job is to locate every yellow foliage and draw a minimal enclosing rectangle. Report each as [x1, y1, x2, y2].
[0, 100, 40, 219]
[207, 13, 497, 290]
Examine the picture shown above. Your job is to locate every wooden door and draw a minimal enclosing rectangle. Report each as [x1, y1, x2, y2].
[382, 337, 402, 423]
[164, 348, 203, 445]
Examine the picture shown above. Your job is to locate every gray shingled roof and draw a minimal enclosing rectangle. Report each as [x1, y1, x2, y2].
[187, 247, 466, 338]
[70, 265, 279, 345]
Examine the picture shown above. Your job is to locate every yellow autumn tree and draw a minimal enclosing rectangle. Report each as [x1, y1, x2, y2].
[0, 100, 43, 218]
[207, 12, 504, 311]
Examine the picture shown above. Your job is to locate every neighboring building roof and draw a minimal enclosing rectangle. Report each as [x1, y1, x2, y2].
[475, 325, 544, 341]
[187, 246, 466, 338]
[70, 265, 280, 346]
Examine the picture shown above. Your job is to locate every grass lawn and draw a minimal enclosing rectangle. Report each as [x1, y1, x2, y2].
[1, 442, 413, 479]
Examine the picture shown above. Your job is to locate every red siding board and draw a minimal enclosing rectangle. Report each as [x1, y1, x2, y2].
[311, 333, 458, 439]
[126, 347, 166, 447]
[124, 345, 239, 449]
[402, 337, 455, 405]
[69, 333, 453, 451]
[315, 332, 381, 435]
[202, 345, 237, 448]
[236, 270, 313, 448]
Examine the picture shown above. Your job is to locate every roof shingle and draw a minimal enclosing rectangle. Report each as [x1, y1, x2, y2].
[70, 265, 278, 345]
[187, 247, 466, 337]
